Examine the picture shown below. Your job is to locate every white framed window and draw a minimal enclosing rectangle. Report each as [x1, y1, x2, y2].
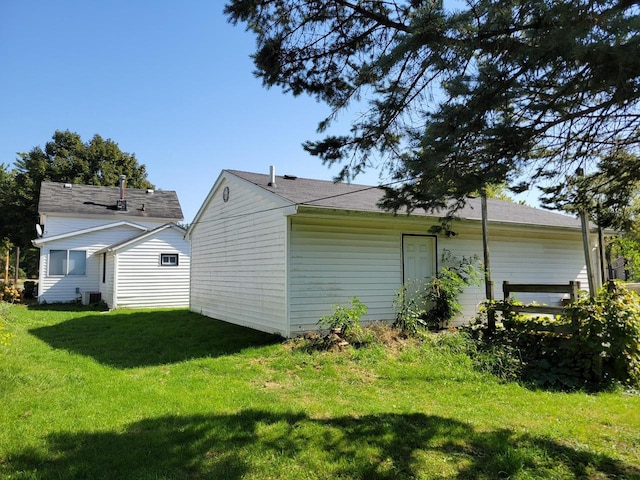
[160, 253, 179, 266]
[49, 250, 86, 276]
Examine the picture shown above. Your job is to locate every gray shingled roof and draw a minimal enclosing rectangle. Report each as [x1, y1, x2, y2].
[228, 170, 583, 230]
[38, 182, 183, 220]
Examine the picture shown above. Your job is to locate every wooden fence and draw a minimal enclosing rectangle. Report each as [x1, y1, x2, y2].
[499, 280, 581, 315]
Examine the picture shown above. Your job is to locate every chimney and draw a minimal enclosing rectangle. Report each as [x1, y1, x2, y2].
[116, 175, 127, 211]
[268, 165, 277, 188]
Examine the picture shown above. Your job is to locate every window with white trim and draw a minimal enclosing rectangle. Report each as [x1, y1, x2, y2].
[49, 250, 87, 276]
[160, 253, 179, 266]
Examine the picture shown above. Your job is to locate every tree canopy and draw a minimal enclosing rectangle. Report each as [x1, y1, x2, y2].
[2, 130, 153, 276]
[226, 0, 640, 214]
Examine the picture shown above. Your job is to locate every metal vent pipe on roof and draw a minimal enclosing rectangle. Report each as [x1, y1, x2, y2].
[119, 175, 127, 200]
[268, 165, 277, 188]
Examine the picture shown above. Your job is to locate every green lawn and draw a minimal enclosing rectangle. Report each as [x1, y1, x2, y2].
[0, 304, 639, 479]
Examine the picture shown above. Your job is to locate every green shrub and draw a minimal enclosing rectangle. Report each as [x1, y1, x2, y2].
[394, 251, 482, 333]
[393, 279, 429, 335]
[318, 297, 368, 342]
[563, 281, 640, 388]
[469, 282, 640, 390]
[22, 280, 37, 299]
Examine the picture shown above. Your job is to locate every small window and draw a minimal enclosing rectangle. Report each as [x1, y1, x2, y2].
[49, 250, 86, 276]
[49, 250, 67, 276]
[161, 253, 179, 266]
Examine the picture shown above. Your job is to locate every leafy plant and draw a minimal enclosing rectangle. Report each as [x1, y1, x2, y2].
[394, 251, 482, 333]
[470, 282, 640, 390]
[563, 281, 640, 388]
[393, 279, 429, 335]
[22, 280, 37, 299]
[318, 297, 368, 342]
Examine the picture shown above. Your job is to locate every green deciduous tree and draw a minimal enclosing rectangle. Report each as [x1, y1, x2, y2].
[226, 0, 640, 213]
[3, 130, 154, 276]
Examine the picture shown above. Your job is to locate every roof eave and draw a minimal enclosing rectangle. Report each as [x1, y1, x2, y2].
[293, 204, 586, 232]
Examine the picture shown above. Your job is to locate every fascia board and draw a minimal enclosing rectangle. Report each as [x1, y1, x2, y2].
[293, 204, 588, 234]
[32, 220, 148, 246]
[97, 223, 186, 254]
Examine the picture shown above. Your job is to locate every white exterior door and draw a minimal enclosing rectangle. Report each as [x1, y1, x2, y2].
[402, 235, 436, 283]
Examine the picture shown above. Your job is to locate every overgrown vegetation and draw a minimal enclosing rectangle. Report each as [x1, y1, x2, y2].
[314, 297, 375, 348]
[394, 251, 482, 332]
[465, 281, 640, 391]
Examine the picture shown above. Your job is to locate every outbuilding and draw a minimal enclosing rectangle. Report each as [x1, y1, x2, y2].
[187, 169, 599, 337]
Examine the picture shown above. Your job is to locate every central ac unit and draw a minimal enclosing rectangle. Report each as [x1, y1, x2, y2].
[82, 291, 102, 305]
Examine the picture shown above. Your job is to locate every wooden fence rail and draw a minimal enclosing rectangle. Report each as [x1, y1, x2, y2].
[498, 280, 581, 316]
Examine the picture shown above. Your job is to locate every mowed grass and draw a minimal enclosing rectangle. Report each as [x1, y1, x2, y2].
[0, 305, 639, 480]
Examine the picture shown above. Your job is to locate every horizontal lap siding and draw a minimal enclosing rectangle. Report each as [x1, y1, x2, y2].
[489, 230, 588, 306]
[115, 230, 190, 308]
[43, 217, 167, 237]
[289, 216, 590, 331]
[189, 179, 288, 336]
[100, 254, 114, 307]
[440, 225, 588, 323]
[288, 217, 409, 334]
[38, 225, 145, 303]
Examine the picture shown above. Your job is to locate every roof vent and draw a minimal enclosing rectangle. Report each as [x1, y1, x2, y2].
[63, 183, 72, 189]
[283, 175, 297, 180]
[146, 189, 154, 194]
[116, 175, 127, 211]
[268, 165, 277, 188]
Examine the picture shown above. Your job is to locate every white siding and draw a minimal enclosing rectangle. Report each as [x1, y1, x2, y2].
[438, 225, 589, 323]
[99, 253, 115, 307]
[38, 224, 146, 303]
[288, 214, 591, 333]
[189, 178, 289, 336]
[288, 216, 429, 333]
[113, 228, 190, 308]
[42, 216, 167, 238]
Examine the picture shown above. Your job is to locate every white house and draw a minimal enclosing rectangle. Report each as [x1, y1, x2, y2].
[33, 180, 190, 308]
[186, 168, 600, 337]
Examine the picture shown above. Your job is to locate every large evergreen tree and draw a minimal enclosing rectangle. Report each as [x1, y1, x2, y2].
[226, 0, 640, 213]
[3, 130, 154, 276]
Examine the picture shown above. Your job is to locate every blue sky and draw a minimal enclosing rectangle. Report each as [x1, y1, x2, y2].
[1, 1, 542, 223]
[1, 1, 391, 223]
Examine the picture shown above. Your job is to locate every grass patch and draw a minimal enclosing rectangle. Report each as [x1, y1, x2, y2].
[0, 304, 639, 479]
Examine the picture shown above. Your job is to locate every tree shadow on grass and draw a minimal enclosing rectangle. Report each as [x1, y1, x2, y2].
[5, 410, 638, 480]
[29, 309, 281, 368]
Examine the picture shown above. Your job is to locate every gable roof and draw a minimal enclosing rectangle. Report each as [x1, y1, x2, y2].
[38, 182, 184, 220]
[95, 223, 187, 254]
[226, 169, 584, 230]
[32, 220, 147, 247]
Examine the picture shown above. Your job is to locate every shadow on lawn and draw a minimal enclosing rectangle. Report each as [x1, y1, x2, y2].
[29, 309, 281, 368]
[6, 410, 638, 480]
